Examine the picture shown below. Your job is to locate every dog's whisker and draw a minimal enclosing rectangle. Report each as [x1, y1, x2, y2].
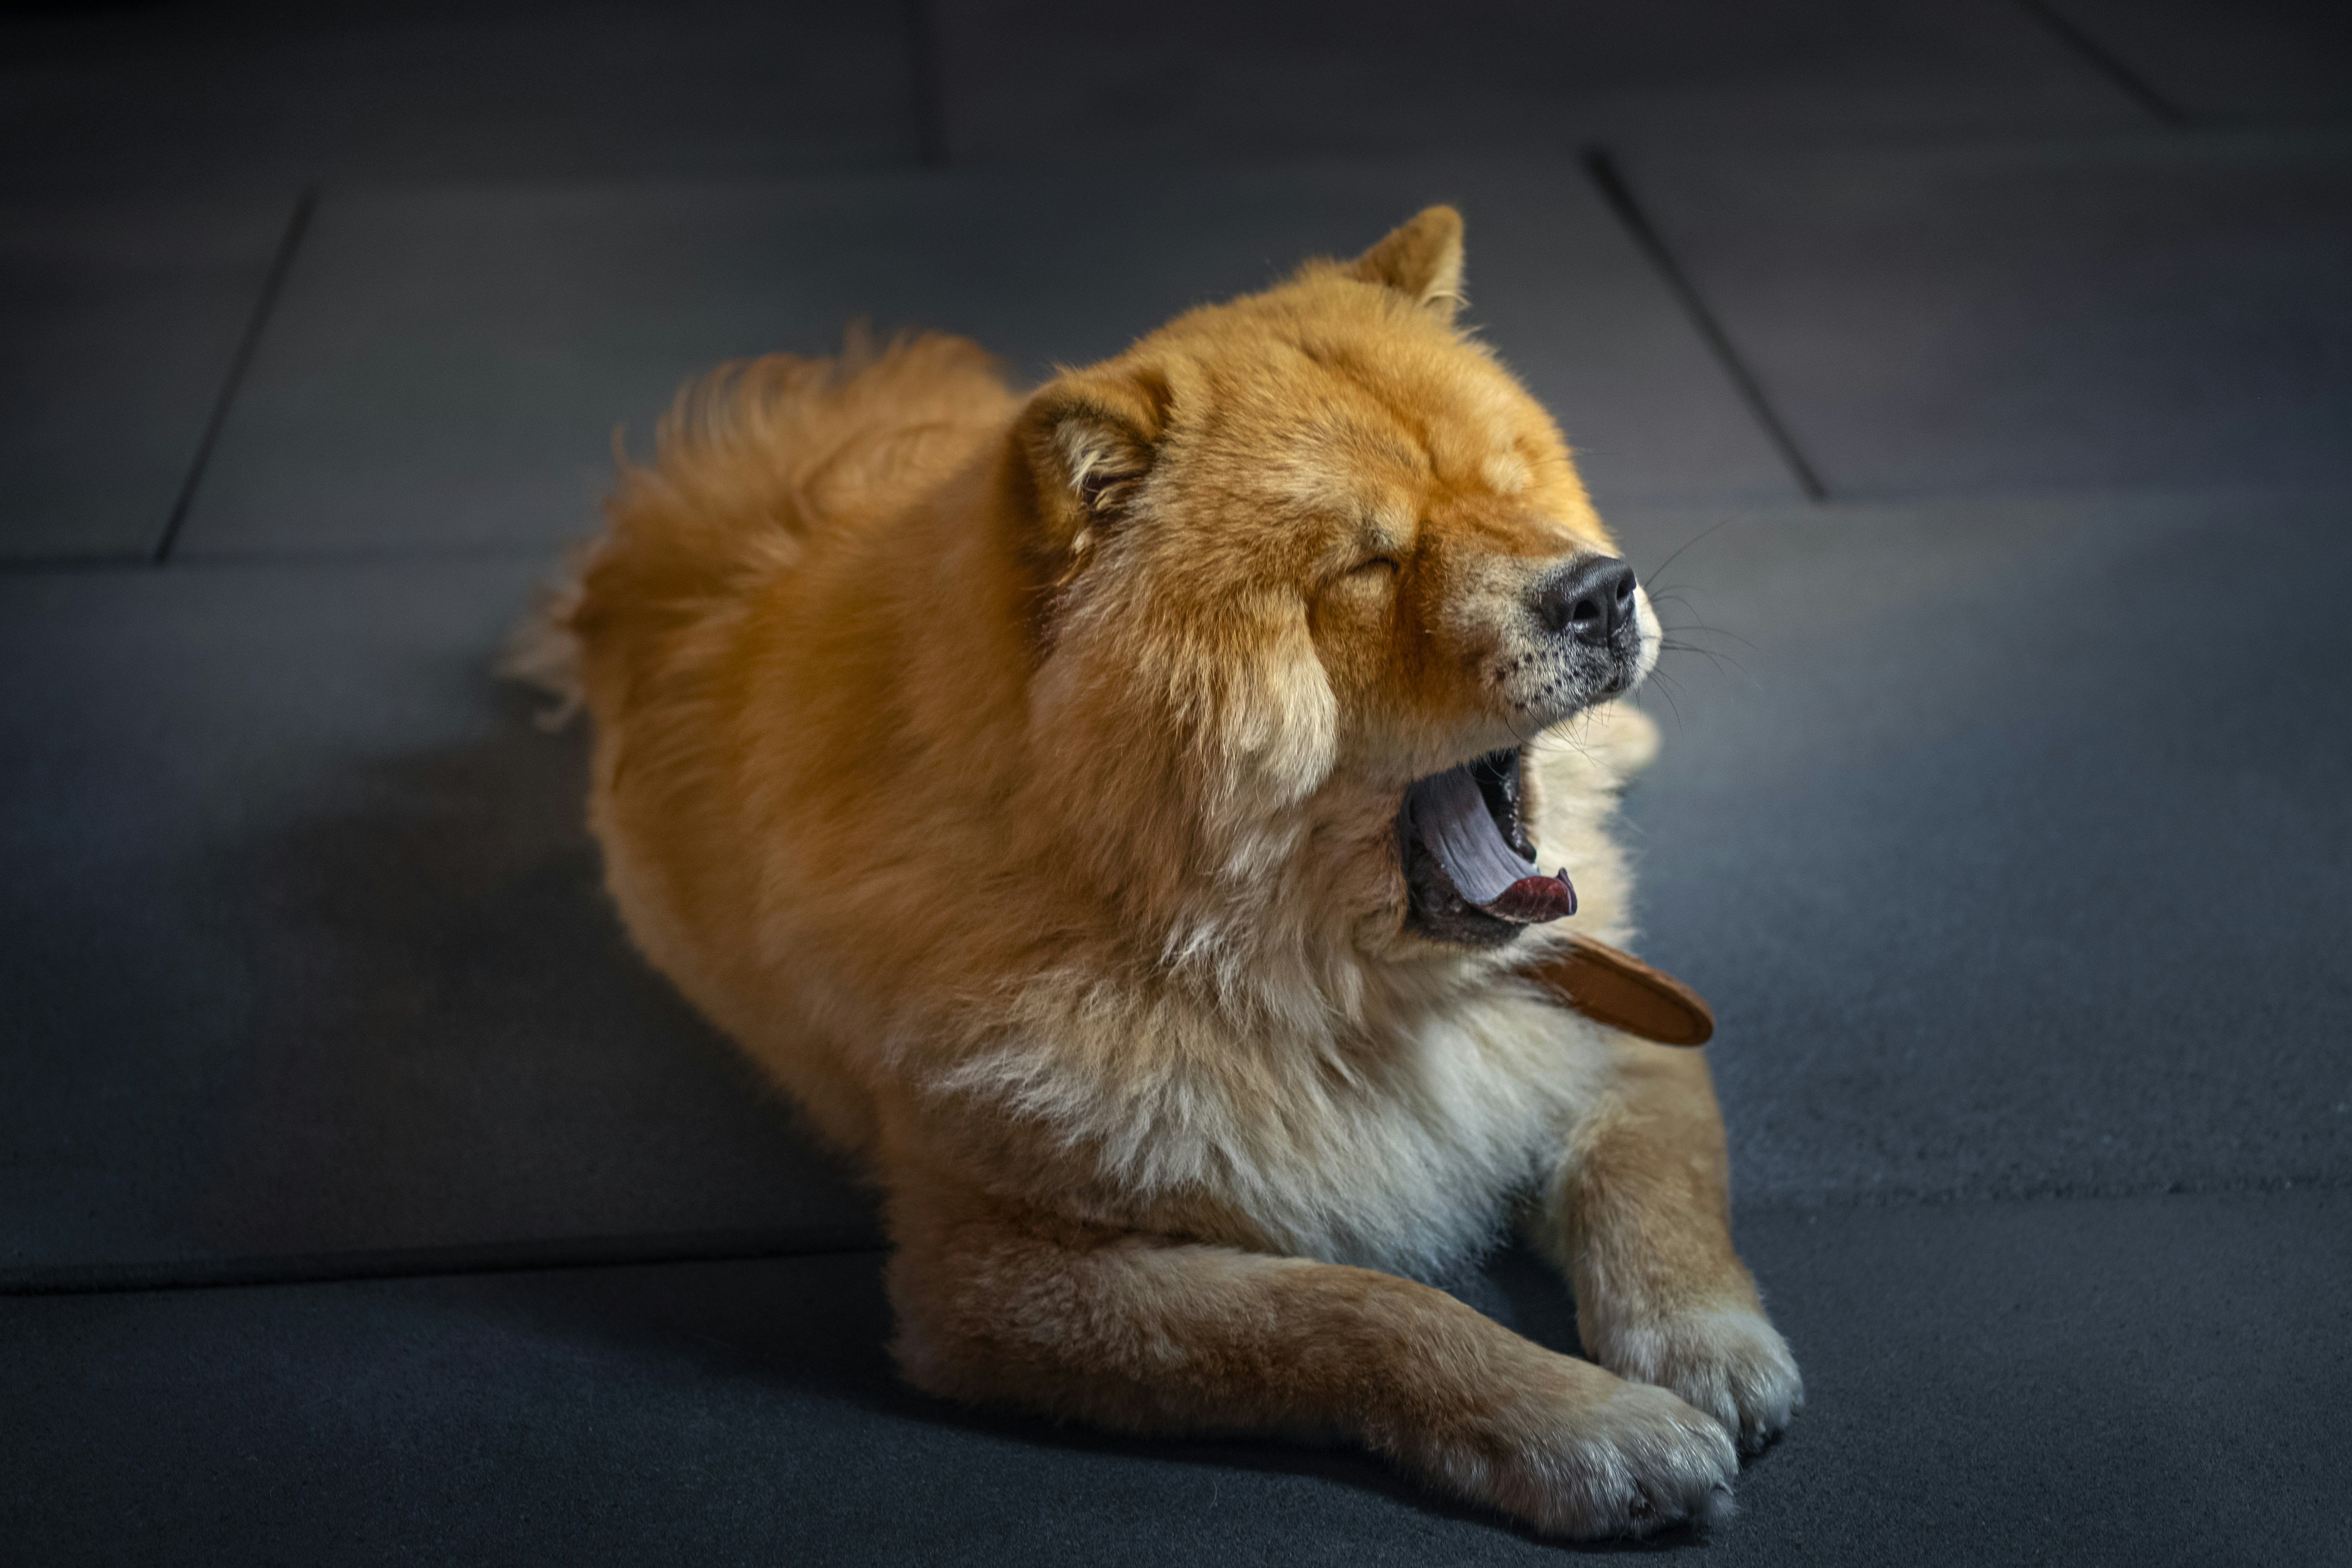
[1657, 618, 1758, 654]
[1647, 597, 1757, 650]
[1656, 640, 1751, 680]
[1636, 669, 1689, 730]
[1636, 513, 1745, 589]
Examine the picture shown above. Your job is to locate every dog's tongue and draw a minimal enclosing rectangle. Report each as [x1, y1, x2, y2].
[1406, 764, 1577, 923]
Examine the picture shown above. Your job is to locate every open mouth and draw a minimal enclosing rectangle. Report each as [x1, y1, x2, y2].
[1399, 747, 1576, 946]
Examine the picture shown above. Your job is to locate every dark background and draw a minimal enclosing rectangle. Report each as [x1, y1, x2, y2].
[3, 3, 2348, 1563]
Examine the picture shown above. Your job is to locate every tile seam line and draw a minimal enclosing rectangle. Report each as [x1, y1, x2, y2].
[10, 1182, 2342, 1298]
[151, 185, 319, 565]
[1579, 147, 1829, 504]
[0, 540, 566, 574]
[0, 1228, 889, 1298]
[2010, 0, 2191, 129]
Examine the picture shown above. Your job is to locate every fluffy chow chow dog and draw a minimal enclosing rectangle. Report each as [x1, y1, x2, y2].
[538, 206, 1799, 1537]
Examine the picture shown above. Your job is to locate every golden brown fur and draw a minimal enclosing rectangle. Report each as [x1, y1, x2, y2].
[543, 210, 1800, 1537]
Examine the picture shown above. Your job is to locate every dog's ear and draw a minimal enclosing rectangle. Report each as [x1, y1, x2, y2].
[1014, 363, 1172, 585]
[1352, 206, 1465, 320]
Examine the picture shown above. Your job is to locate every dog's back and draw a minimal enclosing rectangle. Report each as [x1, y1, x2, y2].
[563, 333, 1010, 707]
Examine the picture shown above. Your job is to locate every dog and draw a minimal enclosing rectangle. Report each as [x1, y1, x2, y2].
[529, 206, 1800, 1537]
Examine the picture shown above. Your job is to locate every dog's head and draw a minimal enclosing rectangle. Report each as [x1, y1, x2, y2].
[1009, 208, 1655, 961]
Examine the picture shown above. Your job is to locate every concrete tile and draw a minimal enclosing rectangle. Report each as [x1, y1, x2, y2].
[1603, 492, 2352, 1207]
[173, 163, 1797, 558]
[4, 1190, 2342, 1565]
[931, 0, 2151, 167]
[0, 194, 291, 561]
[2044, 0, 2352, 126]
[0, 1, 919, 196]
[1627, 134, 2352, 497]
[1716, 1189, 2352, 1568]
[0, 558, 875, 1281]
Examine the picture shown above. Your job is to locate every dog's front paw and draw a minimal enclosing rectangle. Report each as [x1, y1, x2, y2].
[1597, 1307, 1803, 1454]
[1402, 1359, 1738, 1539]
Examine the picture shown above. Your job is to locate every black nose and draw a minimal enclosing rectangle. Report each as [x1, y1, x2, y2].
[1535, 557, 1638, 646]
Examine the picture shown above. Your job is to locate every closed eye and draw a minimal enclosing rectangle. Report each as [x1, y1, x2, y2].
[1350, 555, 1399, 577]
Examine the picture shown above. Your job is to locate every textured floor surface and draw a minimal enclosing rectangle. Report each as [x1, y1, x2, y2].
[5, 2, 2349, 1563]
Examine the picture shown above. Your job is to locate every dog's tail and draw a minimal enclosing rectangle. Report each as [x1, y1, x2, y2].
[501, 329, 1014, 731]
[499, 552, 592, 729]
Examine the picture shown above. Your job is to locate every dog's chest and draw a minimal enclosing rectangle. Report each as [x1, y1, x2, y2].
[1151, 995, 1607, 1281]
[937, 989, 1608, 1279]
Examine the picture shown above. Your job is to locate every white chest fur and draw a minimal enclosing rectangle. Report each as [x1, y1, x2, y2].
[935, 986, 1613, 1283]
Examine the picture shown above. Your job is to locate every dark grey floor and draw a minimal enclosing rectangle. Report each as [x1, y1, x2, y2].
[5, 3, 2349, 1563]
[8, 1194, 2347, 1567]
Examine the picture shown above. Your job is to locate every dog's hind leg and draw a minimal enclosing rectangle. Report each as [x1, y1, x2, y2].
[1536, 1041, 1802, 1454]
[883, 1181, 1738, 1539]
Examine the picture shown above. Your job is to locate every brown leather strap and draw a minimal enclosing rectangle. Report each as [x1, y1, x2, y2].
[1525, 933, 1715, 1047]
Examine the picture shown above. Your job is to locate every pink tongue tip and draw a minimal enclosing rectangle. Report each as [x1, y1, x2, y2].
[1484, 870, 1578, 924]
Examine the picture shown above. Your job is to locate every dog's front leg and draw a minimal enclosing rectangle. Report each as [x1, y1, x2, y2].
[886, 1186, 1737, 1539]
[1540, 1041, 1802, 1453]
